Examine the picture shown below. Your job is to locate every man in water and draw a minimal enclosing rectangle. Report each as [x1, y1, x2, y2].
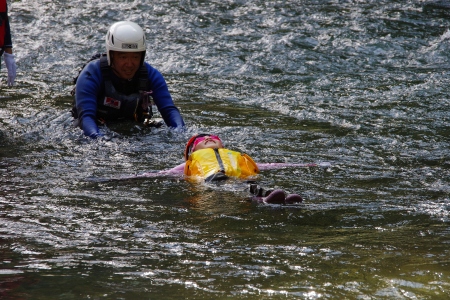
[72, 21, 185, 138]
[1, 0, 16, 86]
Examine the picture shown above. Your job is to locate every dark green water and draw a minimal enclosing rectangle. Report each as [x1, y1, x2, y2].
[1, 0, 450, 299]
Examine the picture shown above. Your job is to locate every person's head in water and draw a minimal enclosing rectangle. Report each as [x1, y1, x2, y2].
[184, 134, 224, 160]
[105, 21, 146, 80]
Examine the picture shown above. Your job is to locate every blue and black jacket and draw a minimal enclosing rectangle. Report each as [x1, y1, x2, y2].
[73, 56, 185, 138]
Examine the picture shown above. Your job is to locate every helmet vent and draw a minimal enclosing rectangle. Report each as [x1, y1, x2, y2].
[111, 35, 114, 45]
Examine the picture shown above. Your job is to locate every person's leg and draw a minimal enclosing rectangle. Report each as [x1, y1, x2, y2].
[263, 189, 286, 204]
[285, 193, 303, 203]
[249, 182, 303, 204]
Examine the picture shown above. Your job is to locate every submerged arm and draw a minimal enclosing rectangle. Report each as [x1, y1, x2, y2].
[257, 162, 331, 170]
[106, 161, 330, 182]
[114, 163, 186, 181]
[137, 163, 186, 177]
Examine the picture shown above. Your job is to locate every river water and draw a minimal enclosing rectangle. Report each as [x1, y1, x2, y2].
[1, 0, 450, 299]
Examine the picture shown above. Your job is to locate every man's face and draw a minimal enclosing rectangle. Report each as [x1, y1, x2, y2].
[111, 51, 142, 80]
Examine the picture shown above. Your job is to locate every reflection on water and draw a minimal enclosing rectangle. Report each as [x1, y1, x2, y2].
[1, 0, 450, 298]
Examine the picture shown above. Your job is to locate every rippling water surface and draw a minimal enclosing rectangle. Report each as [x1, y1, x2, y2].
[1, 0, 450, 298]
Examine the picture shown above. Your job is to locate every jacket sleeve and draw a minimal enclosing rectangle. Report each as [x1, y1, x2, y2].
[146, 64, 185, 128]
[75, 61, 103, 138]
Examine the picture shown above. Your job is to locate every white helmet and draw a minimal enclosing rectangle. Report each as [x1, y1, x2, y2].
[105, 21, 146, 65]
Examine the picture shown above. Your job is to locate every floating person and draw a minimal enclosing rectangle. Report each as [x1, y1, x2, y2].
[125, 134, 330, 205]
[71, 21, 185, 138]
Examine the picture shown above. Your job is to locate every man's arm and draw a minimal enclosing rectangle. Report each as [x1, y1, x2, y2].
[146, 64, 185, 129]
[75, 61, 103, 138]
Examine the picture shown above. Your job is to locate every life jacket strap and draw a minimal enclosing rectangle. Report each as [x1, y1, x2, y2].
[213, 148, 226, 173]
[204, 149, 228, 182]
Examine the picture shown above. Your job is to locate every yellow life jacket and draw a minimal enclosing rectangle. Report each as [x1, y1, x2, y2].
[184, 148, 259, 181]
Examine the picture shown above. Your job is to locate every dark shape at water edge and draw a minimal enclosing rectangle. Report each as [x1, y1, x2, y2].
[423, 1, 450, 12]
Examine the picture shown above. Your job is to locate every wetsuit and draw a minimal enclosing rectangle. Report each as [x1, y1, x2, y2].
[0, 0, 12, 53]
[184, 148, 259, 182]
[74, 58, 185, 138]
